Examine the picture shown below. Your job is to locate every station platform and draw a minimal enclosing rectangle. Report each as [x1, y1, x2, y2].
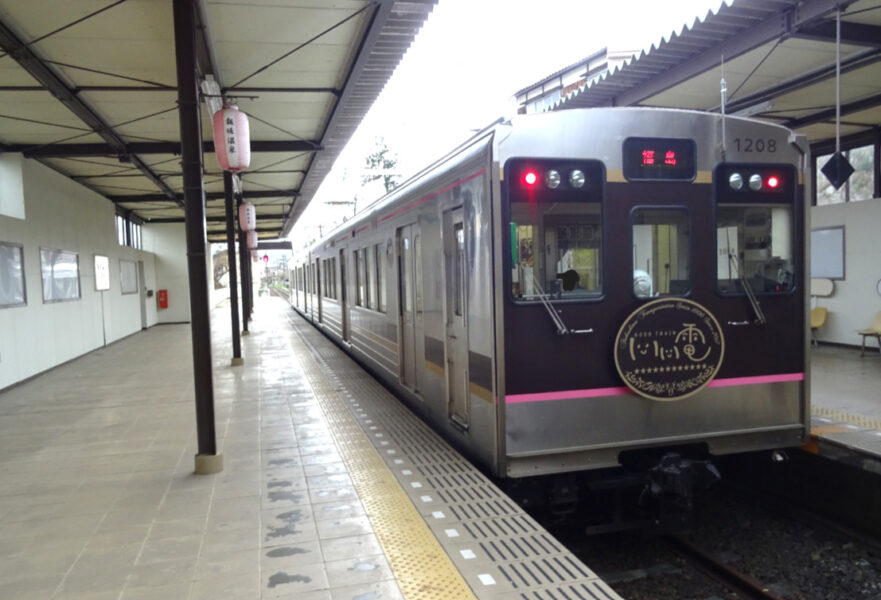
[0, 296, 621, 600]
[806, 344, 881, 473]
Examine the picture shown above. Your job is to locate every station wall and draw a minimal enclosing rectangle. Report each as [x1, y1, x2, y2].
[810, 197, 881, 349]
[0, 157, 164, 390]
[143, 223, 191, 324]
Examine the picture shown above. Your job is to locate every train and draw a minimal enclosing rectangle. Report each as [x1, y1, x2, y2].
[289, 107, 810, 527]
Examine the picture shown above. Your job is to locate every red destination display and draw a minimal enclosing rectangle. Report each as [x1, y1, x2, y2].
[623, 137, 696, 181]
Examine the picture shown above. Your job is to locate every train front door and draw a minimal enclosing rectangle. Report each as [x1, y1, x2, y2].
[339, 249, 349, 343]
[444, 208, 469, 428]
[397, 224, 423, 392]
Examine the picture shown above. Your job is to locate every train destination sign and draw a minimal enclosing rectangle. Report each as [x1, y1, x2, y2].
[622, 137, 696, 181]
[614, 298, 725, 401]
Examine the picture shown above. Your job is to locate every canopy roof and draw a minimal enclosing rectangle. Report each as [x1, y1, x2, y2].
[0, 0, 435, 241]
[549, 0, 881, 151]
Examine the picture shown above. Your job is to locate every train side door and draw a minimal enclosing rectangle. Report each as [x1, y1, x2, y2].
[398, 225, 416, 390]
[339, 250, 349, 342]
[397, 223, 424, 392]
[443, 208, 469, 428]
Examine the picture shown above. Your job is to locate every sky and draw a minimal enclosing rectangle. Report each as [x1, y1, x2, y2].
[292, 0, 725, 244]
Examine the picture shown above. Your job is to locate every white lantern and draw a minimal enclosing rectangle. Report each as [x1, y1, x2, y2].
[247, 230, 258, 250]
[213, 105, 251, 172]
[238, 202, 256, 231]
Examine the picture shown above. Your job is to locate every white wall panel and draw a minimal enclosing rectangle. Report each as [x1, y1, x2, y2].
[0, 159, 160, 390]
[810, 198, 881, 349]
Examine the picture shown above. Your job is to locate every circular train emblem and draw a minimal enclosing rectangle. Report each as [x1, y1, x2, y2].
[614, 298, 725, 401]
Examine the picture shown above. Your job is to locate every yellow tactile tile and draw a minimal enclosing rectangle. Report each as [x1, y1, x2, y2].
[291, 335, 478, 600]
[812, 405, 881, 432]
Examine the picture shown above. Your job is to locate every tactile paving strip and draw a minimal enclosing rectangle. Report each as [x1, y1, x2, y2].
[290, 317, 622, 600]
[290, 332, 477, 600]
[812, 406, 881, 432]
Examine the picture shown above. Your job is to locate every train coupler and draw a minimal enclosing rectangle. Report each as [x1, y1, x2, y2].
[642, 452, 721, 532]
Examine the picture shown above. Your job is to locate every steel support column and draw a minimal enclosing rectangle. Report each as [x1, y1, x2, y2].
[237, 195, 251, 335]
[224, 171, 243, 365]
[173, 0, 221, 474]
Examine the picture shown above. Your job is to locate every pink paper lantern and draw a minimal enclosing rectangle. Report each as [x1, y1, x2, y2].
[213, 105, 250, 172]
[238, 202, 256, 231]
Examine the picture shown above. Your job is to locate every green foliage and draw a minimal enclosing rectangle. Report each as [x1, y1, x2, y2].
[362, 136, 401, 193]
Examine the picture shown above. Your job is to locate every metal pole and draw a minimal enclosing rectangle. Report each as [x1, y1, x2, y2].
[237, 195, 251, 335]
[224, 171, 243, 364]
[173, 0, 221, 474]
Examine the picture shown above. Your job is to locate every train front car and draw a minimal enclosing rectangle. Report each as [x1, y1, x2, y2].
[495, 108, 808, 526]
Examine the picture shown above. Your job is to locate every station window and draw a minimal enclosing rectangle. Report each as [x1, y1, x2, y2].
[717, 206, 793, 294]
[631, 208, 691, 297]
[510, 204, 602, 300]
[115, 213, 143, 250]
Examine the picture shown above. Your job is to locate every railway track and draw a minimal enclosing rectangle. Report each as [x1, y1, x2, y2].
[557, 478, 881, 600]
[663, 535, 788, 600]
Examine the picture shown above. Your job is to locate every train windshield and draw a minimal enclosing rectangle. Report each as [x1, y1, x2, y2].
[631, 208, 691, 297]
[510, 202, 602, 300]
[717, 205, 794, 294]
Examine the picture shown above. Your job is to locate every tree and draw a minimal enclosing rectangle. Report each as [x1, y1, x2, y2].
[362, 136, 401, 194]
[213, 247, 228, 289]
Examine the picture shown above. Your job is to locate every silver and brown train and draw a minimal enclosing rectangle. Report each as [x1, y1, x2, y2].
[290, 107, 809, 516]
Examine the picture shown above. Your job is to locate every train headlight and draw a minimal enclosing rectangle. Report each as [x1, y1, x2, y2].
[728, 173, 743, 190]
[545, 169, 561, 189]
[523, 170, 538, 187]
[767, 175, 780, 189]
[569, 169, 586, 189]
[749, 174, 763, 190]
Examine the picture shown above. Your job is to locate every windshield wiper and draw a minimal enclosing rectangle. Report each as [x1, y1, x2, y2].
[527, 273, 593, 336]
[727, 252, 766, 326]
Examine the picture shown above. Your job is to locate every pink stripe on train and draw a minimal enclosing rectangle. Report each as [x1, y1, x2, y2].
[504, 372, 805, 404]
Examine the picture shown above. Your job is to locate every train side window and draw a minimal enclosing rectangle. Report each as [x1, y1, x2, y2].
[631, 208, 691, 297]
[401, 236, 412, 314]
[376, 242, 387, 313]
[415, 234, 424, 316]
[453, 225, 464, 316]
[366, 245, 376, 309]
[355, 249, 364, 306]
[717, 206, 793, 294]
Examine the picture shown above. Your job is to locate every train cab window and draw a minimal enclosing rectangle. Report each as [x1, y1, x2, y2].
[510, 204, 602, 300]
[717, 206, 793, 294]
[631, 208, 691, 297]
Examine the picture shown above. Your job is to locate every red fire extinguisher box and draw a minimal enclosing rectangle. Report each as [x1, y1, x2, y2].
[157, 289, 168, 309]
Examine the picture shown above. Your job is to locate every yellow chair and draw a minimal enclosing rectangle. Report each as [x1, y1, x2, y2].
[810, 307, 827, 347]
[858, 311, 881, 356]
